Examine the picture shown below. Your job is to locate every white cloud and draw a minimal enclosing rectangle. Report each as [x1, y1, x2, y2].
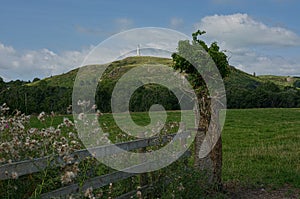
[194, 13, 300, 76]
[226, 48, 300, 76]
[0, 28, 189, 81]
[170, 17, 184, 29]
[82, 27, 189, 65]
[195, 13, 300, 48]
[0, 42, 92, 81]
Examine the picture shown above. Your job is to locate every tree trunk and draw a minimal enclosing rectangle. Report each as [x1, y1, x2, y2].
[194, 93, 222, 187]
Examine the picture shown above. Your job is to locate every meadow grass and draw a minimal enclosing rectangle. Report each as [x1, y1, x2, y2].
[222, 108, 300, 189]
[29, 108, 300, 190]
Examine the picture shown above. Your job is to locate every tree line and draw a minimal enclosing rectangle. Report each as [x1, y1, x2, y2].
[226, 81, 300, 109]
[1, 68, 300, 115]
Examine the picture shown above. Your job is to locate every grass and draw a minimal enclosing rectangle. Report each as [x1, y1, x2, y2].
[28, 108, 300, 191]
[27, 56, 173, 88]
[258, 75, 299, 87]
[222, 108, 300, 188]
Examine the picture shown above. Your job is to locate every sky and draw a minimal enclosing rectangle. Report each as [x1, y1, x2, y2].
[0, 0, 300, 81]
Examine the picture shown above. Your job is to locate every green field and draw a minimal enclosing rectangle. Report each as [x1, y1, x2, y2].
[222, 108, 300, 189]
[28, 108, 300, 189]
[1, 108, 299, 198]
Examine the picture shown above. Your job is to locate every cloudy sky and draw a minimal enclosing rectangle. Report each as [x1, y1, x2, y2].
[0, 0, 299, 81]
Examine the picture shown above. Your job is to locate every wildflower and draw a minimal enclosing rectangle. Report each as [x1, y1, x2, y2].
[11, 171, 18, 179]
[70, 140, 78, 145]
[96, 110, 103, 117]
[58, 144, 69, 156]
[38, 112, 45, 121]
[61, 171, 76, 184]
[91, 152, 96, 158]
[77, 100, 90, 108]
[0, 158, 5, 163]
[60, 137, 67, 143]
[64, 117, 73, 127]
[63, 155, 74, 164]
[28, 128, 36, 134]
[67, 105, 72, 114]
[16, 122, 24, 130]
[84, 100, 90, 107]
[178, 182, 185, 191]
[68, 131, 75, 138]
[0, 103, 9, 113]
[136, 190, 142, 199]
[72, 162, 80, 174]
[55, 129, 61, 136]
[15, 110, 21, 116]
[78, 113, 85, 121]
[109, 182, 113, 195]
[84, 187, 93, 198]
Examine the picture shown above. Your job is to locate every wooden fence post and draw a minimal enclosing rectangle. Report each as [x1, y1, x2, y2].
[139, 132, 148, 187]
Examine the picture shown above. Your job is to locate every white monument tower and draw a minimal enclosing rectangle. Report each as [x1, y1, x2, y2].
[136, 44, 141, 56]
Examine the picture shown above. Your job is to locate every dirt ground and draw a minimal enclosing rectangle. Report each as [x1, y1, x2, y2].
[224, 184, 300, 199]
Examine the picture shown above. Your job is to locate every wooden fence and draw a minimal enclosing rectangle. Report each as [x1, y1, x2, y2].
[0, 131, 191, 198]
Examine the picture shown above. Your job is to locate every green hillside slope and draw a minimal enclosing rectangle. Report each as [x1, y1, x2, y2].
[1, 56, 300, 113]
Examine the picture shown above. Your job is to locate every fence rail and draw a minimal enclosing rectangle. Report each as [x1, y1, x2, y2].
[0, 131, 191, 198]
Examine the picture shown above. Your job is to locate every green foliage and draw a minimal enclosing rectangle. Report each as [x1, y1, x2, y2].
[95, 56, 180, 113]
[293, 79, 300, 88]
[172, 30, 229, 89]
[2, 85, 72, 114]
[150, 158, 224, 198]
[32, 77, 40, 82]
[129, 84, 180, 112]
[226, 80, 300, 108]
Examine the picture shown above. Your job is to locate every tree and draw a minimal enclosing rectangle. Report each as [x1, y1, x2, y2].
[172, 30, 229, 186]
[32, 77, 41, 82]
[293, 80, 300, 88]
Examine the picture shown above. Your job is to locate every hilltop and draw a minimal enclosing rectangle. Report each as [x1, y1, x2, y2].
[27, 56, 300, 90]
[1, 56, 300, 113]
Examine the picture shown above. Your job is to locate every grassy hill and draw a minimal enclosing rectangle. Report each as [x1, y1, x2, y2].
[27, 56, 173, 88]
[224, 65, 262, 89]
[257, 75, 300, 88]
[1, 56, 300, 113]
[26, 56, 300, 90]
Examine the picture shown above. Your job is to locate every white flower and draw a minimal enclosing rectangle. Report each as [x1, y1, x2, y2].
[61, 171, 76, 184]
[77, 113, 85, 121]
[37, 112, 45, 121]
[84, 187, 93, 198]
[11, 171, 18, 179]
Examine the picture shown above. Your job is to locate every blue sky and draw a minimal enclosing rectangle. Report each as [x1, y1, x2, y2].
[0, 0, 300, 81]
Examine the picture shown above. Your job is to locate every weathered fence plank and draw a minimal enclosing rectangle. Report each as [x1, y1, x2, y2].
[40, 170, 136, 198]
[0, 131, 191, 180]
[40, 151, 191, 198]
